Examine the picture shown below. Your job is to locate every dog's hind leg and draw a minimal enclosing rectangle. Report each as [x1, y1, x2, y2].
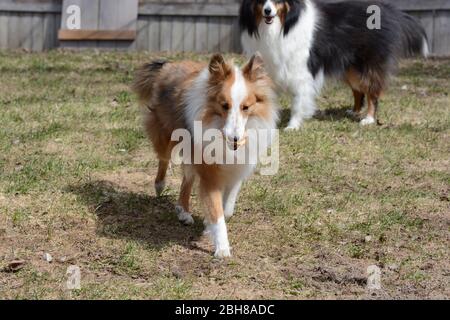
[359, 67, 384, 126]
[346, 90, 365, 118]
[155, 159, 169, 196]
[352, 90, 365, 116]
[344, 69, 365, 118]
[361, 94, 379, 126]
[175, 166, 195, 225]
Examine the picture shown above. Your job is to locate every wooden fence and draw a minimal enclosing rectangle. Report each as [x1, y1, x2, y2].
[0, 0, 61, 51]
[0, 0, 450, 55]
[136, 1, 242, 53]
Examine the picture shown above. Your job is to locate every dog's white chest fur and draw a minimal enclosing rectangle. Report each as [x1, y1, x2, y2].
[241, 1, 318, 94]
[240, 0, 323, 129]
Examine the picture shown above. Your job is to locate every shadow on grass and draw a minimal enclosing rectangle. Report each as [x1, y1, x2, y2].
[278, 106, 358, 127]
[314, 106, 358, 122]
[66, 180, 205, 251]
[278, 109, 291, 128]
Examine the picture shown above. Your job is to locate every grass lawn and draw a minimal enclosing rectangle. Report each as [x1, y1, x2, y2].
[0, 50, 448, 299]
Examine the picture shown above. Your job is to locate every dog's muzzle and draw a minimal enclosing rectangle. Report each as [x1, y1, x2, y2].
[225, 135, 247, 151]
[264, 15, 275, 25]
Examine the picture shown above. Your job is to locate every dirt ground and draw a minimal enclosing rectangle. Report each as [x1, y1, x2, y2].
[0, 51, 448, 299]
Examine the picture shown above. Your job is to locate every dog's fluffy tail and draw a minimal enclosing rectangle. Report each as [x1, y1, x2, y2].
[399, 13, 429, 58]
[132, 60, 167, 106]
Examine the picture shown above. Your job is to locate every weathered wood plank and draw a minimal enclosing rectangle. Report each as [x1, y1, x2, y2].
[20, 13, 33, 50]
[7, 13, 20, 49]
[80, 0, 99, 49]
[101, 0, 132, 30]
[219, 17, 233, 53]
[58, 29, 136, 40]
[139, 3, 238, 17]
[0, 13, 8, 49]
[2, 0, 449, 14]
[159, 16, 172, 51]
[195, 17, 208, 53]
[0, 0, 448, 15]
[434, 11, 450, 56]
[136, 16, 149, 51]
[137, 1, 450, 16]
[98, 0, 138, 50]
[99, 0, 117, 30]
[183, 16, 195, 52]
[207, 17, 220, 52]
[31, 13, 44, 51]
[54, 13, 61, 48]
[232, 16, 242, 53]
[115, 0, 138, 50]
[43, 12, 53, 49]
[43, 12, 58, 49]
[171, 16, 184, 52]
[98, 0, 117, 49]
[0, 0, 448, 14]
[0, 0, 61, 13]
[319, 0, 450, 11]
[148, 16, 160, 52]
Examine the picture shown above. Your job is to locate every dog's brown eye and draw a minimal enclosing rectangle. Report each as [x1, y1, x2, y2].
[222, 102, 229, 111]
[243, 105, 250, 112]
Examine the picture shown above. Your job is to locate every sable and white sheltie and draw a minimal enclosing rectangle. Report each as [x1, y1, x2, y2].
[132, 54, 278, 258]
[240, 0, 429, 129]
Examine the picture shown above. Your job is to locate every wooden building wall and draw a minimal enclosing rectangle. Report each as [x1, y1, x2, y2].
[136, 0, 241, 52]
[0, 0, 450, 55]
[0, 0, 61, 51]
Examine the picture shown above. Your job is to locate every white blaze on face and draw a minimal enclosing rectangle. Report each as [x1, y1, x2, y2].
[223, 67, 248, 143]
[263, 0, 277, 17]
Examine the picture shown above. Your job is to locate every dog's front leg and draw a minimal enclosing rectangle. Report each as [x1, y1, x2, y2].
[200, 180, 231, 258]
[286, 80, 318, 130]
[223, 180, 242, 220]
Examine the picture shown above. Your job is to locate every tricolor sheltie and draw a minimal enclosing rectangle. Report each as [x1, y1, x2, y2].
[240, 0, 429, 129]
[133, 54, 278, 258]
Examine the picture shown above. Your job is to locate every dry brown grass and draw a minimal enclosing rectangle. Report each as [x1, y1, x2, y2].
[0, 51, 448, 299]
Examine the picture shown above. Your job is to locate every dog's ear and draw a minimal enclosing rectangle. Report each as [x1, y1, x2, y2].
[239, 0, 259, 37]
[209, 53, 232, 80]
[284, 0, 302, 36]
[243, 52, 265, 81]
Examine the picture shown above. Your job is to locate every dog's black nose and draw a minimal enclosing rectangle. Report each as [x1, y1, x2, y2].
[264, 8, 272, 16]
[233, 136, 239, 143]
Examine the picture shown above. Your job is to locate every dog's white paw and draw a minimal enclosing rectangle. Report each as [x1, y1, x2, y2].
[175, 205, 194, 225]
[284, 124, 300, 131]
[360, 116, 376, 126]
[285, 118, 302, 131]
[155, 181, 166, 197]
[284, 126, 298, 131]
[224, 210, 234, 220]
[223, 209, 234, 219]
[214, 247, 231, 259]
[204, 217, 231, 258]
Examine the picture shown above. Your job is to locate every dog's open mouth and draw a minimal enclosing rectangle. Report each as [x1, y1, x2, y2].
[264, 16, 275, 25]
